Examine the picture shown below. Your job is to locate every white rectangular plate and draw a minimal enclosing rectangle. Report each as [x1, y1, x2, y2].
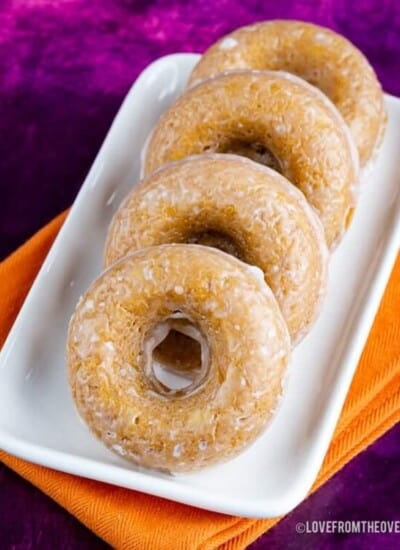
[0, 54, 399, 519]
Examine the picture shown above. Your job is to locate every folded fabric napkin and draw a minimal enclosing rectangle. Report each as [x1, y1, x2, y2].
[0, 212, 399, 550]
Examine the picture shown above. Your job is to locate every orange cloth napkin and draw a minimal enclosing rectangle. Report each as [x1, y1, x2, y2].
[0, 212, 399, 550]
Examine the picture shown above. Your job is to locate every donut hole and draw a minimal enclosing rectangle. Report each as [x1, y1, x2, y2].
[186, 229, 246, 261]
[217, 140, 282, 172]
[143, 315, 210, 398]
[154, 329, 202, 373]
[152, 357, 196, 392]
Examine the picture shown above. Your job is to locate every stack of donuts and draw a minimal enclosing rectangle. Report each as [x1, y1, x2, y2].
[67, 20, 386, 473]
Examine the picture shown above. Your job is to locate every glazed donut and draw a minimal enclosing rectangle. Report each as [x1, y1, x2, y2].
[105, 154, 328, 344]
[67, 244, 290, 472]
[188, 20, 386, 167]
[144, 71, 359, 249]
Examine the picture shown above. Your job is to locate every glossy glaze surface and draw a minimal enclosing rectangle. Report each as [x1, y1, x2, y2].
[105, 154, 328, 343]
[68, 245, 290, 472]
[189, 20, 386, 166]
[145, 70, 359, 248]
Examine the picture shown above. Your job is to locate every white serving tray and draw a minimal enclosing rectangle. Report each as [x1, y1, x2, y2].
[0, 54, 399, 519]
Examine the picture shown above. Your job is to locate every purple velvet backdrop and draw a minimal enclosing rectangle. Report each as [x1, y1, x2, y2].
[0, 1, 399, 548]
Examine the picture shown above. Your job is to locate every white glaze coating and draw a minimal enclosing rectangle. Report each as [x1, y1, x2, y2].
[105, 154, 328, 343]
[144, 70, 358, 248]
[67, 244, 291, 472]
[219, 37, 239, 50]
[188, 19, 387, 166]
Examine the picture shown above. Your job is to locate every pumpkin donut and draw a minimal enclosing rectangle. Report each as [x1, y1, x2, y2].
[144, 71, 359, 249]
[189, 20, 386, 167]
[105, 154, 329, 344]
[67, 244, 290, 472]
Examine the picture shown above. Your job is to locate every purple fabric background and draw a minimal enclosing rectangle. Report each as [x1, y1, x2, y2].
[0, 0, 399, 548]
